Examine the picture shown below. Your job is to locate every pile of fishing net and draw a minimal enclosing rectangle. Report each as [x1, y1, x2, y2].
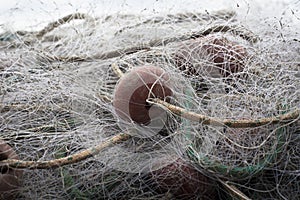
[0, 3, 299, 199]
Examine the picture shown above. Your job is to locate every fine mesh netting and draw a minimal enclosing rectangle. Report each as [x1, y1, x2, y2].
[0, 1, 300, 199]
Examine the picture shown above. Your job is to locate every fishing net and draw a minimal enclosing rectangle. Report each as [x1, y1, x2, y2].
[0, 1, 299, 199]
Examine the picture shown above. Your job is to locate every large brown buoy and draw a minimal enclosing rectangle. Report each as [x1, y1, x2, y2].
[0, 140, 23, 199]
[113, 65, 173, 126]
[151, 158, 217, 200]
[174, 34, 248, 77]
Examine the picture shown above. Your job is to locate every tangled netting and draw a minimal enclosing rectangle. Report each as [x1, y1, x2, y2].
[0, 3, 300, 200]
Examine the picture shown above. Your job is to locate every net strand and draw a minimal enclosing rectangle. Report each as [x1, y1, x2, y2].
[147, 98, 300, 128]
[36, 13, 92, 38]
[0, 133, 131, 169]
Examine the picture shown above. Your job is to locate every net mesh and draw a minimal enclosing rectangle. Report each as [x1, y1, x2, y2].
[0, 1, 299, 199]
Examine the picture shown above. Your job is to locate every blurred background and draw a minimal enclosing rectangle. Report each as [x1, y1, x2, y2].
[0, 0, 299, 33]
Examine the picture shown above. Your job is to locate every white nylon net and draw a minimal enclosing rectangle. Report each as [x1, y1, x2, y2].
[0, 1, 299, 199]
